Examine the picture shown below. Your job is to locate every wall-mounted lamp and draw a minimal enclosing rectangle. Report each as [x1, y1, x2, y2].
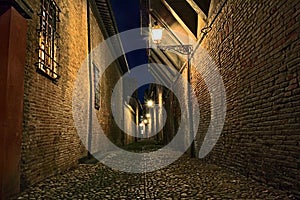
[151, 21, 192, 55]
[151, 21, 164, 44]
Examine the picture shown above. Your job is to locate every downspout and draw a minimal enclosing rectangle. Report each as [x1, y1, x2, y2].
[87, 0, 93, 157]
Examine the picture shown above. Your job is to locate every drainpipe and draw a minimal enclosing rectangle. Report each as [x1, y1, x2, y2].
[87, 0, 93, 158]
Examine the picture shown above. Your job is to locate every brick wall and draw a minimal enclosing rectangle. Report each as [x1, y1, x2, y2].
[96, 61, 126, 146]
[21, 0, 124, 189]
[192, 0, 300, 196]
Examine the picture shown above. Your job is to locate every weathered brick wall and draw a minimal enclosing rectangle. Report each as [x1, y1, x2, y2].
[164, 91, 181, 144]
[21, 0, 124, 189]
[163, 66, 190, 151]
[96, 61, 126, 146]
[88, 7, 125, 147]
[192, 0, 300, 196]
[22, 0, 88, 188]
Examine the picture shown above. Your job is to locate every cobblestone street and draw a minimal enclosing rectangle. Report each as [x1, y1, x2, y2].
[13, 142, 295, 200]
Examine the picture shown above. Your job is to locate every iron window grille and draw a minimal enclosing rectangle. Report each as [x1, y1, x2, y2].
[93, 64, 100, 110]
[36, 0, 60, 80]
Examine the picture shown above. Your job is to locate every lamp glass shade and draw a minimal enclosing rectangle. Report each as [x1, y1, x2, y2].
[151, 26, 163, 44]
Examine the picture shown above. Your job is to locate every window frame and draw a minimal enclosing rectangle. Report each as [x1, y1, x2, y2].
[93, 64, 100, 110]
[36, 0, 61, 81]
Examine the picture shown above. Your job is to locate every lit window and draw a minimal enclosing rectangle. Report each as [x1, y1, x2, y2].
[36, 0, 60, 80]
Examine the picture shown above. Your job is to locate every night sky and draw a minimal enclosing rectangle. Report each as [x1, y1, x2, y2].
[111, 0, 149, 102]
[111, 0, 140, 32]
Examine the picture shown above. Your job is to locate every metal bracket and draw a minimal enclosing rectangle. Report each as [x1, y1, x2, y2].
[157, 45, 193, 55]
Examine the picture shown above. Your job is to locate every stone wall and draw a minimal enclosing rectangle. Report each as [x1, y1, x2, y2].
[21, 0, 124, 189]
[192, 0, 300, 196]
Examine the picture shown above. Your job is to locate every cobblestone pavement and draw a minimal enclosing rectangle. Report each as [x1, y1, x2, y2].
[13, 143, 296, 200]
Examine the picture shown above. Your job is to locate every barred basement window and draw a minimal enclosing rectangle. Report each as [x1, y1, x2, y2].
[36, 0, 60, 80]
[93, 64, 100, 110]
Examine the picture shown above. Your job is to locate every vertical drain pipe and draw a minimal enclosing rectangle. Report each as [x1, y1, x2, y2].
[87, 0, 93, 158]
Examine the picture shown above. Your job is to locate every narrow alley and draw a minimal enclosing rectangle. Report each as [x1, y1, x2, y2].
[0, 0, 299, 199]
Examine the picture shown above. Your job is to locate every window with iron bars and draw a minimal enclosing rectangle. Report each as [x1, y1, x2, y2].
[36, 0, 60, 80]
[93, 64, 100, 110]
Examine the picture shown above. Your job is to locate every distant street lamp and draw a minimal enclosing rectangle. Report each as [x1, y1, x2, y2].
[143, 119, 148, 124]
[151, 22, 195, 157]
[146, 99, 154, 108]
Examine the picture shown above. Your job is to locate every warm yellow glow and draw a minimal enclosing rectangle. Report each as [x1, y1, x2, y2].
[151, 23, 164, 44]
[38, 36, 45, 71]
[146, 100, 154, 107]
[143, 119, 148, 124]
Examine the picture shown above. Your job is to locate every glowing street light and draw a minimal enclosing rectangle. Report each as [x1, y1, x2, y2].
[151, 21, 164, 44]
[146, 113, 151, 118]
[151, 22, 193, 55]
[146, 100, 154, 107]
[143, 119, 148, 124]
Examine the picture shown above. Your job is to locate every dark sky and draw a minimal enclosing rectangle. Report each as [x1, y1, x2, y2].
[111, 0, 140, 32]
[111, 0, 149, 102]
